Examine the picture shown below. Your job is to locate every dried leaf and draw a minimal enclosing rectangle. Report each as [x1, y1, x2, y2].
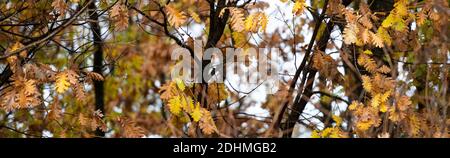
[199, 109, 217, 135]
[166, 4, 187, 27]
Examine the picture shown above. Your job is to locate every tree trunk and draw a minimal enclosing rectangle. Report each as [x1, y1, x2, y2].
[88, 1, 105, 137]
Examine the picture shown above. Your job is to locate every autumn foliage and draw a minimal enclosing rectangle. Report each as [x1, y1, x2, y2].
[0, 0, 448, 138]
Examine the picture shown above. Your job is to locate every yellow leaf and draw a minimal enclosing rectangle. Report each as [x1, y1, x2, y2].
[394, 0, 408, 17]
[380, 90, 392, 102]
[232, 31, 247, 47]
[244, 14, 255, 31]
[358, 53, 377, 73]
[292, 0, 306, 16]
[381, 15, 405, 30]
[332, 115, 342, 126]
[371, 94, 381, 108]
[260, 13, 268, 32]
[175, 78, 185, 91]
[382, 14, 395, 28]
[380, 103, 388, 113]
[348, 101, 360, 111]
[55, 72, 70, 93]
[190, 102, 203, 122]
[180, 95, 194, 112]
[244, 12, 268, 33]
[363, 50, 373, 55]
[318, 127, 344, 138]
[311, 130, 320, 138]
[168, 95, 182, 115]
[377, 27, 392, 46]
[356, 121, 372, 131]
[361, 75, 373, 93]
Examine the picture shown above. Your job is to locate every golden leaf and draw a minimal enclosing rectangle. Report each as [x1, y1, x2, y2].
[316, 127, 345, 138]
[332, 115, 342, 126]
[380, 103, 388, 113]
[363, 50, 373, 55]
[245, 12, 268, 33]
[199, 109, 217, 135]
[166, 4, 187, 27]
[408, 114, 422, 136]
[245, 14, 256, 32]
[377, 27, 392, 46]
[343, 23, 358, 45]
[190, 102, 203, 122]
[311, 130, 320, 138]
[356, 121, 372, 131]
[358, 53, 377, 73]
[232, 31, 247, 47]
[55, 72, 71, 93]
[168, 95, 182, 115]
[394, 0, 408, 17]
[371, 94, 381, 108]
[175, 78, 185, 91]
[180, 95, 194, 112]
[380, 90, 392, 103]
[382, 14, 395, 28]
[348, 101, 360, 111]
[292, 0, 306, 16]
[361, 75, 373, 93]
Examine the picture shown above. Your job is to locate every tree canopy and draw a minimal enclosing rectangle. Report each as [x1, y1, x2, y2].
[0, 0, 449, 138]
